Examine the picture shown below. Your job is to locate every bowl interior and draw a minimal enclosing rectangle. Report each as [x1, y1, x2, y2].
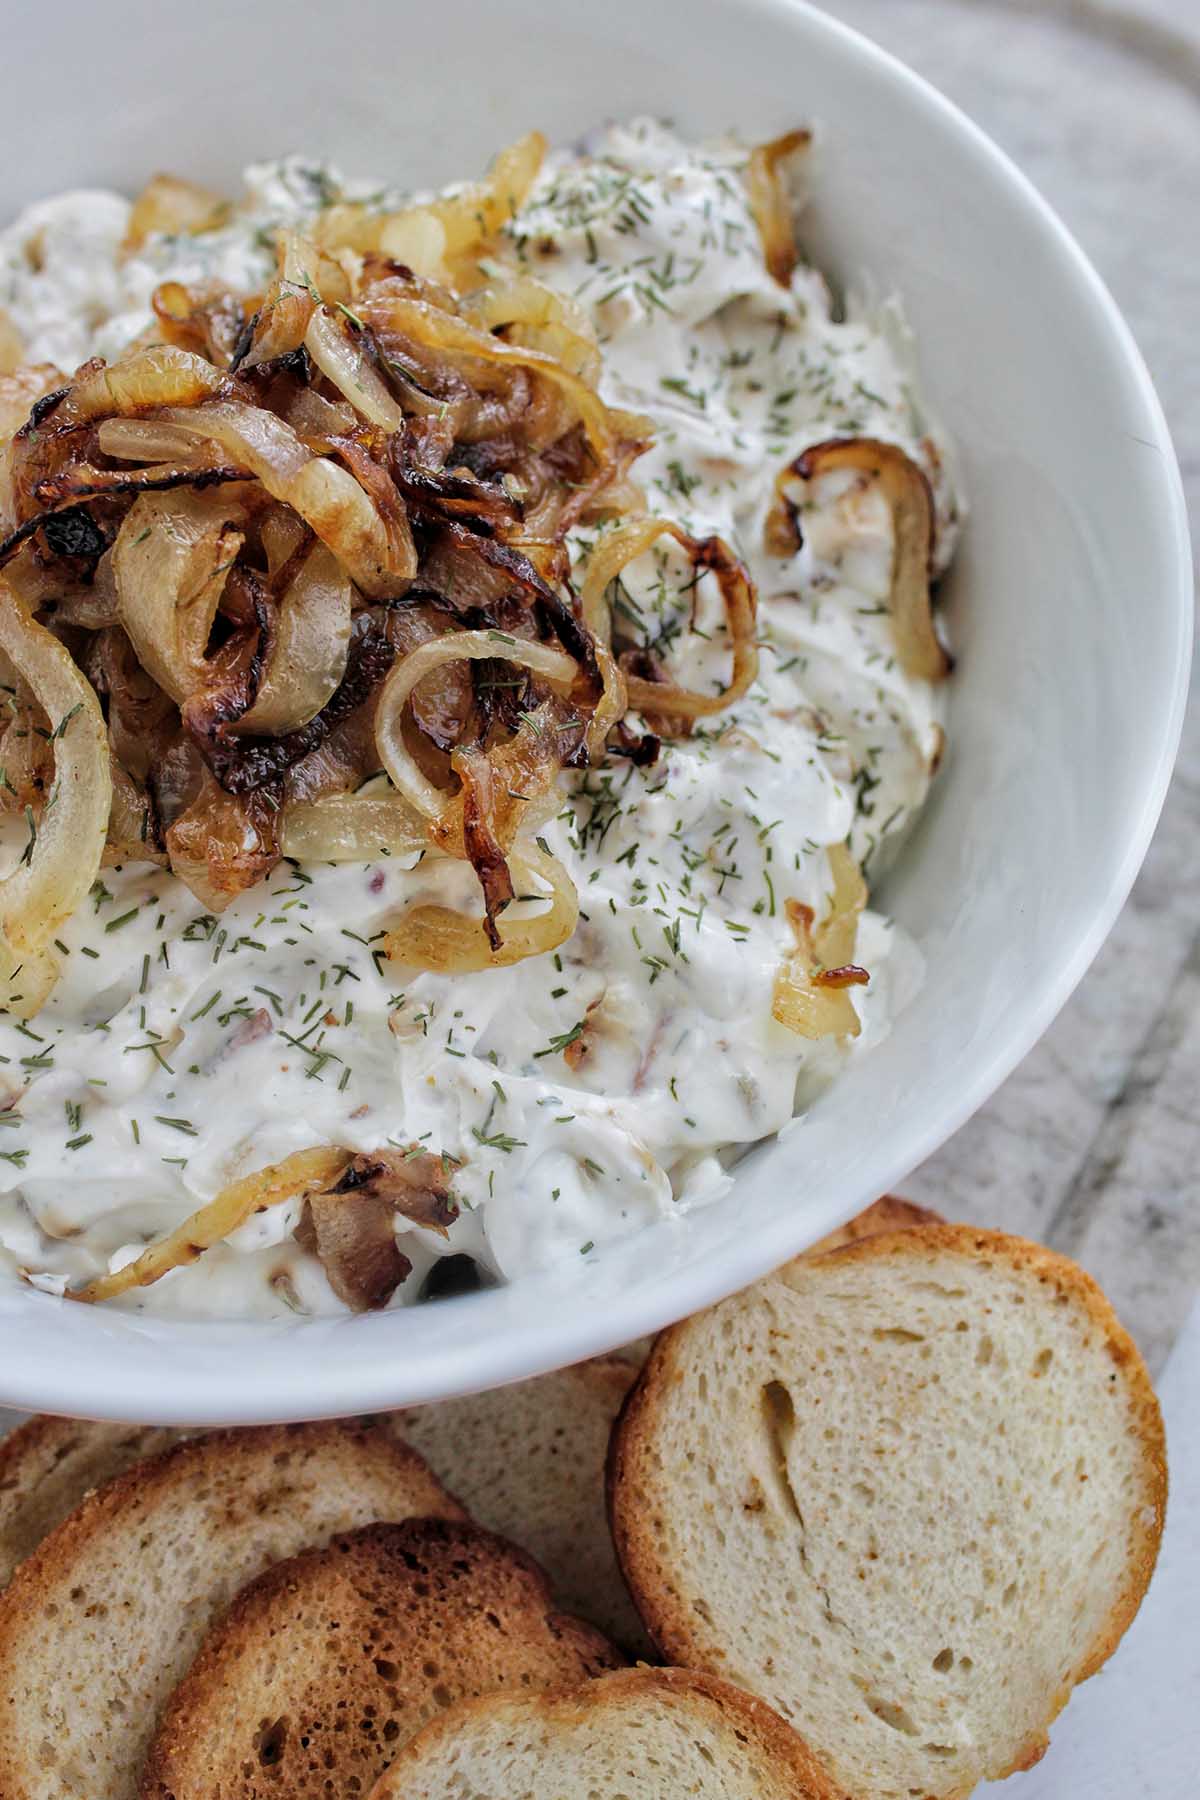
[0, 0, 1189, 1420]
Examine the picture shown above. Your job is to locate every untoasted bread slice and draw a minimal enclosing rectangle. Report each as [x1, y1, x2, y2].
[400, 1357, 648, 1652]
[368, 1666, 840, 1799]
[0, 1419, 464, 1800]
[610, 1225, 1166, 1800]
[142, 1517, 621, 1799]
[0, 1418, 189, 1590]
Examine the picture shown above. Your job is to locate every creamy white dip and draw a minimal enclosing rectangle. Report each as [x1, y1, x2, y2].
[0, 121, 957, 1317]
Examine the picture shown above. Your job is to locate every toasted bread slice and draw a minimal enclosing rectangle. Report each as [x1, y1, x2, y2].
[142, 1517, 621, 1799]
[610, 1225, 1167, 1800]
[613, 1196, 942, 1370]
[0, 1418, 190, 1590]
[368, 1666, 840, 1799]
[0, 1419, 464, 1800]
[400, 1357, 648, 1652]
[806, 1193, 940, 1256]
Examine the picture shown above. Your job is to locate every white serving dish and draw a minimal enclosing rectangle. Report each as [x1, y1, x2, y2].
[0, 0, 1189, 1423]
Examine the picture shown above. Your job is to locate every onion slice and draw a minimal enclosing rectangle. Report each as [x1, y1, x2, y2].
[461, 276, 601, 383]
[359, 294, 613, 456]
[0, 582, 111, 1016]
[124, 173, 229, 250]
[279, 788, 426, 863]
[745, 128, 811, 286]
[772, 843, 868, 1040]
[97, 417, 225, 464]
[581, 517, 758, 723]
[112, 489, 245, 703]
[303, 306, 405, 431]
[57, 345, 225, 426]
[768, 437, 949, 682]
[158, 401, 416, 596]
[384, 841, 578, 974]
[70, 1145, 351, 1304]
[234, 543, 352, 736]
[314, 131, 545, 282]
[375, 629, 577, 819]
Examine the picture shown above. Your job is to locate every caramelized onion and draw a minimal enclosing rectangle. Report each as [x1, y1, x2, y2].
[158, 400, 416, 596]
[234, 543, 351, 735]
[71, 1146, 351, 1303]
[54, 344, 225, 425]
[164, 772, 280, 910]
[772, 843, 868, 1039]
[105, 752, 165, 866]
[112, 489, 245, 703]
[384, 841, 578, 973]
[315, 131, 545, 284]
[0, 365, 62, 446]
[97, 416, 224, 463]
[375, 628, 576, 819]
[0, 151, 745, 1008]
[303, 306, 406, 430]
[152, 281, 247, 367]
[0, 583, 111, 1016]
[462, 276, 601, 384]
[768, 437, 949, 682]
[580, 517, 758, 723]
[745, 128, 811, 286]
[359, 293, 613, 456]
[124, 172, 229, 250]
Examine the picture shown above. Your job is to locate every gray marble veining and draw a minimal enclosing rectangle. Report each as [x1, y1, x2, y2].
[818, 0, 1199, 1370]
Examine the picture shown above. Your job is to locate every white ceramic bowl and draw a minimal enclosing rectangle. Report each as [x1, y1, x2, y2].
[0, 0, 1189, 1423]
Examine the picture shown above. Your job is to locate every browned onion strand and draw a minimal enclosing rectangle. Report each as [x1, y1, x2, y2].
[0, 582, 112, 1015]
[0, 127, 907, 1027]
[745, 128, 812, 287]
[580, 516, 758, 726]
[766, 436, 949, 683]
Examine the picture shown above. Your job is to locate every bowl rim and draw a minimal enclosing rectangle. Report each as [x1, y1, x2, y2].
[3, 0, 1192, 1424]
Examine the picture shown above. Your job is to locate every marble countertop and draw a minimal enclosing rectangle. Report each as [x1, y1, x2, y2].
[817, 0, 1199, 1371]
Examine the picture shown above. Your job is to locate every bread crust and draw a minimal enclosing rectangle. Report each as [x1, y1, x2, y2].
[609, 1224, 1167, 1798]
[0, 1420, 464, 1800]
[369, 1665, 845, 1799]
[399, 1354, 646, 1651]
[803, 1194, 941, 1258]
[0, 1417, 189, 1590]
[142, 1517, 622, 1799]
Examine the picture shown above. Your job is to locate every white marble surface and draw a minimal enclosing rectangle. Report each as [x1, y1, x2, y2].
[816, 0, 1200, 1373]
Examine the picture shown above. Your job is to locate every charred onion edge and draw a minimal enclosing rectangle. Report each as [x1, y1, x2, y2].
[197, 619, 396, 795]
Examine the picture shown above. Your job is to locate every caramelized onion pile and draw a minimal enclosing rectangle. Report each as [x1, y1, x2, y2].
[0, 128, 943, 1050]
[0, 136, 678, 1004]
